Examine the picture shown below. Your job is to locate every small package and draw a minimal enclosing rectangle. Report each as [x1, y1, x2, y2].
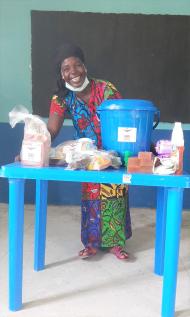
[87, 150, 117, 170]
[153, 156, 177, 175]
[155, 140, 173, 158]
[49, 139, 122, 170]
[9, 105, 51, 166]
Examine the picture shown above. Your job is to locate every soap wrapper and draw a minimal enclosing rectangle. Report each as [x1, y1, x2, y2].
[153, 156, 177, 175]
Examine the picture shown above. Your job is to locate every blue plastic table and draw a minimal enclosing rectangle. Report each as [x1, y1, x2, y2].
[1, 162, 190, 317]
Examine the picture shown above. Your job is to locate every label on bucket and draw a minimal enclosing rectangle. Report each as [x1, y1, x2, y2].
[118, 127, 137, 142]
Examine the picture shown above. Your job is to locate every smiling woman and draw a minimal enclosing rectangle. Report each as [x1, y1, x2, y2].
[47, 43, 132, 260]
[61, 56, 89, 92]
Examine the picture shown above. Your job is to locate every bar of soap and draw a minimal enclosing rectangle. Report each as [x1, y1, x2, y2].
[138, 151, 153, 160]
[127, 152, 154, 173]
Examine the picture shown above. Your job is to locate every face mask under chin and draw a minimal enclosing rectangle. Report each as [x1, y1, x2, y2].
[65, 76, 89, 92]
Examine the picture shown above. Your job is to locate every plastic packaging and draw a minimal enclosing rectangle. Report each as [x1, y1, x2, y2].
[171, 122, 184, 147]
[9, 105, 51, 166]
[171, 122, 184, 175]
[153, 157, 176, 175]
[87, 150, 122, 170]
[49, 139, 122, 170]
[124, 151, 132, 168]
[49, 138, 96, 162]
[155, 140, 173, 158]
[152, 123, 184, 175]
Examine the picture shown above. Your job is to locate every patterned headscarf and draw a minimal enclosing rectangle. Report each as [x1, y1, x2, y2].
[56, 43, 85, 69]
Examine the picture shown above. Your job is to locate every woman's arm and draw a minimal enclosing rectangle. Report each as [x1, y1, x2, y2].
[47, 113, 64, 141]
[47, 95, 66, 141]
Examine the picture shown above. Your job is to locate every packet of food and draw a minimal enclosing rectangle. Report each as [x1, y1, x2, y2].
[9, 105, 51, 167]
[87, 150, 122, 170]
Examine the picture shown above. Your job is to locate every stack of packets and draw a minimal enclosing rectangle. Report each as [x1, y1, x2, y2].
[49, 138, 122, 170]
[127, 152, 155, 174]
[126, 140, 181, 175]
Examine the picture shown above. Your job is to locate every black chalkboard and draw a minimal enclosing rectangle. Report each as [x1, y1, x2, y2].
[31, 11, 190, 122]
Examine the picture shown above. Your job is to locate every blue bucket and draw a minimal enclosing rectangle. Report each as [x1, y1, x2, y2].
[98, 99, 160, 159]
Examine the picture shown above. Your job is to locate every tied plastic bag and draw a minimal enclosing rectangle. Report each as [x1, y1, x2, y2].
[49, 138, 122, 170]
[153, 156, 177, 175]
[86, 150, 122, 170]
[50, 138, 96, 162]
[9, 105, 51, 166]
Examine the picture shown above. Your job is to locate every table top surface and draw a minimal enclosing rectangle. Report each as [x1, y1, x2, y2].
[1, 163, 190, 188]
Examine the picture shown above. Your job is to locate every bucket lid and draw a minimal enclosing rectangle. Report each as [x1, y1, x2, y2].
[98, 99, 158, 111]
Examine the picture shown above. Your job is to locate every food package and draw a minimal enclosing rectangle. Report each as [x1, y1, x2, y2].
[50, 138, 96, 161]
[66, 149, 122, 170]
[49, 139, 122, 170]
[87, 150, 121, 170]
[9, 105, 51, 166]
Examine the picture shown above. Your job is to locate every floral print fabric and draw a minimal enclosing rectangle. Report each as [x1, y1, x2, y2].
[50, 78, 132, 248]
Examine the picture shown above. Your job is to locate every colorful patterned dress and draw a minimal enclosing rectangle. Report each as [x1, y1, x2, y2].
[50, 78, 132, 248]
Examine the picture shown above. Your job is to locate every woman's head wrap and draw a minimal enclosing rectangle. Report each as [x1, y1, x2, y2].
[56, 43, 85, 71]
[54, 43, 86, 101]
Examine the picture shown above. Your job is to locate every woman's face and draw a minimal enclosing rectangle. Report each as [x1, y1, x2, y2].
[61, 56, 86, 88]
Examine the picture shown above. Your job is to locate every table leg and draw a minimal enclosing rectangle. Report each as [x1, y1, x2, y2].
[161, 188, 183, 317]
[154, 187, 168, 276]
[9, 178, 25, 311]
[34, 180, 48, 271]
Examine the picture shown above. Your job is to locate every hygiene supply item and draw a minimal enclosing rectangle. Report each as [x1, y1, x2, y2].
[153, 157, 176, 175]
[98, 99, 160, 162]
[124, 151, 132, 168]
[127, 151, 154, 173]
[171, 122, 184, 175]
[155, 140, 173, 158]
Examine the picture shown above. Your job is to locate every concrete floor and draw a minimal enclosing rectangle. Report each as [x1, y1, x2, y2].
[0, 203, 190, 317]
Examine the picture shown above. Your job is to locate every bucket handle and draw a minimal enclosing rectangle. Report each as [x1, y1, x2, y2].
[97, 108, 160, 129]
[153, 110, 160, 129]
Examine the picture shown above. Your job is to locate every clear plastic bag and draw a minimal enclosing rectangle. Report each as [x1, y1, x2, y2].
[50, 138, 96, 161]
[153, 156, 177, 175]
[86, 150, 122, 170]
[9, 105, 51, 166]
[50, 139, 122, 170]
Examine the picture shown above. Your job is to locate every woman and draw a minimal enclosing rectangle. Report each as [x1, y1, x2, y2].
[47, 43, 132, 259]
